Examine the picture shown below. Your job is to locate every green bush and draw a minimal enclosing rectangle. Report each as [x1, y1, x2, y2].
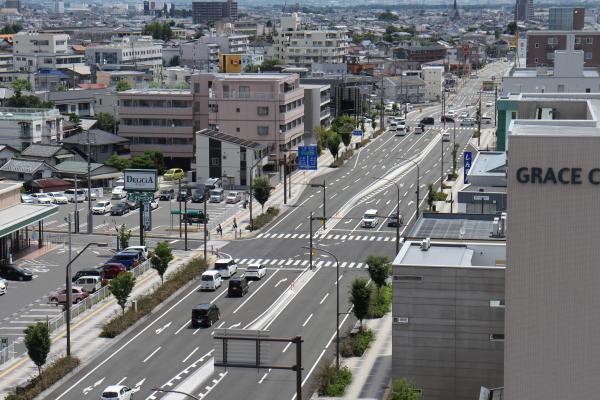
[340, 336, 355, 357]
[330, 148, 354, 168]
[246, 206, 279, 230]
[369, 284, 392, 318]
[434, 192, 448, 201]
[5, 356, 80, 400]
[100, 257, 207, 338]
[353, 329, 374, 356]
[316, 364, 353, 397]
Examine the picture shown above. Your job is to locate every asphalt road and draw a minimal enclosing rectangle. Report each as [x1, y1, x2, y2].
[33, 61, 510, 400]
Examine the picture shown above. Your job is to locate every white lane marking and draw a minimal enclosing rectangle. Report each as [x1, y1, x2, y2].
[182, 347, 199, 363]
[274, 277, 288, 288]
[174, 320, 189, 335]
[155, 321, 172, 335]
[319, 292, 329, 305]
[282, 342, 292, 353]
[301, 313, 313, 327]
[116, 376, 127, 385]
[143, 347, 161, 363]
[233, 270, 280, 314]
[229, 323, 241, 329]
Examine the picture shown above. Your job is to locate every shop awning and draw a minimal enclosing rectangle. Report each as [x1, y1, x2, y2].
[0, 204, 58, 238]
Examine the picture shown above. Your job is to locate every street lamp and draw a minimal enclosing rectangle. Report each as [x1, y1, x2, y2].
[248, 157, 263, 231]
[152, 388, 200, 400]
[302, 245, 340, 370]
[372, 176, 401, 254]
[309, 180, 326, 227]
[397, 157, 420, 220]
[64, 225, 107, 356]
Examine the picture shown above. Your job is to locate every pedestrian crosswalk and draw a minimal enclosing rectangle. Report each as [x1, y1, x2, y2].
[236, 258, 368, 269]
[255, 232, 396, 242]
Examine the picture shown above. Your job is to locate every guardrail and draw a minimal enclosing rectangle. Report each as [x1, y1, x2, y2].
[0, 342, 15, 366]
[46, 259, 152, 334]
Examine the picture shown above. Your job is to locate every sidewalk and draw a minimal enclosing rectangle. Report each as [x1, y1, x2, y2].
[0, 248, 212, 398]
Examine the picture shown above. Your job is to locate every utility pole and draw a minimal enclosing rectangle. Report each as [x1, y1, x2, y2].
[309, 212, 313, 270]
[478, 89, 482, 148]
[178, 178, 182, 238]
[442, 89, 446, 129]
[184, 197, 188, 251]
[379, 74, 384, 131]
[86, 130, 92, 234]
[139, 201, 144, 246]
[283, 153, 287, 205]
[73, 174, 79, 233]
[441, 133, 444, 185]
[494, 85, 498, 127]
[66, 214, 72, 356]
[203, 195, 207, 259]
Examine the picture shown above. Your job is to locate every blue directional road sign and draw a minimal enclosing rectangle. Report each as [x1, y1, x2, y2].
[298, 146, 318, 170]
[352, 129, 363, 136]
[464, 151, 472, 184]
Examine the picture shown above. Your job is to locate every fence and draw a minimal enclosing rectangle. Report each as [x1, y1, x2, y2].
[0, 342, 15, 366]
[46, 259, 152, 334]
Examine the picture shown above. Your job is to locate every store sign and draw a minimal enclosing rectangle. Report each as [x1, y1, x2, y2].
[123, 169, 157, 192]
[516, 167, 600, 185]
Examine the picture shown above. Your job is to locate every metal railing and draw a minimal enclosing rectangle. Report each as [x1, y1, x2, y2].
[0, 342, 15, 366]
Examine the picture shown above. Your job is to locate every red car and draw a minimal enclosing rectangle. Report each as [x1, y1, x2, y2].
[48, 286, 90, 304]
[100, 263, 127, 279]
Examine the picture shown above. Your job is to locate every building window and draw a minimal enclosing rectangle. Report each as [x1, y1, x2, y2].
[547, 52, 555, 60]
[557, 84, 564, 93]
[534, 42, 539, 48]
[534, 57, 539, 63]
[586, 88, 591, 93]
[209, 103, 218, 112]
[585, 52, 592, 60]
[393, 317, 409, 324]
[193, 102, 200, 112]
[236, 108, 240, 112]
[194, 83, 200, 93]
[211, 157, 220, 166]
[257, 126, 269, 135]
[489, 333, 505, 342]
[393, 275, 423, 281]
[586, 37, 593, 44]
[257, 106, 269, 116]
[236, 127, 240, 132]
[489, 300, 505, 308]
[239, 86, 250, 98]
[576, 38, 582, 45]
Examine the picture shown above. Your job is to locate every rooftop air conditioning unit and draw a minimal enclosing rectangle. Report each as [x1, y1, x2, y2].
[420, 238, 431, 251]
[491, 217, 500, 237]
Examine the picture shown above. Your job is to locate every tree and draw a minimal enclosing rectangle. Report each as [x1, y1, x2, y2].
[365, 255, 391, 297]
[350, 277, 372, 329]
[392, 102, 399, 114]
[151, 242, 173, 285]
[96, 112, 117, 133]
[506, 21, 518, 35]
[143, 21, 174, 41]
[389, 378, 421, 400]
[331, 115, 355, 133]
[105, 155, 131, 171]
[314, 126, 329, 155]
[11, 78, 31, 97]
[451, 143, 459, 177]
[109, 272, 136, 314]
[427, 183, 435, 211]
[259, 59, 281, 72]
[130, 151, 165, 174]
[339, 129, 352, 149]
[327, 131, 341, 160]
[6, 95, 53, 108]
[24, 322, 51, 376]
[252, 176, 271, 212]
[117, 223, 132, 249]
[115, 80, 132, 92]
[1, 23, 22, 34]
[69, 113, 83, 133]
[169, 55, 180, 66]
[377, 10, 399, 22]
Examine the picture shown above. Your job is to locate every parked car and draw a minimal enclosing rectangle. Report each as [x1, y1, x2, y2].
[213, 258, 237, 278]
[177, 189, 190, 202]
[20, 194, 34, 204]
[111, 186, 127, 200]
[74, 276, 102, 293]
[72, 268, 102, 283]
[191, 303, 220, 328]
[440, 115, 454, 123]
[0, 278, 6, 295]
[48, 286, 90, 304]
[47, 192, 68, 204]
[200, 270, 222, 291]
[163, 168, 184, 181]
[29, 193, 52, 204]
[123, 245, 149, 260]
[245, 263, 267, 280]
[108, 251, 141, 270]
[126, 199, 140, 210]
[420, 117, 435, 125]
[99, 263, 127, 279]
[64, 189, 88, 202]
[100, 385, 133, 400]
[159, 188, 175, 201]
[92, 201, 112, 215]
[191, 186, 207, 203]
[149, 200, 159, 210]
[228, 276, 249, 297]
[226, 191, 242, 204]
[110, 203, 130, 216]
[0, 264, 33, 281]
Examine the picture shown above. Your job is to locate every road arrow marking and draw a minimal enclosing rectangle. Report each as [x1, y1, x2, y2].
[131, 378, 146, 393]
[274, 278, 288, 288]
[82, 377, 105, 395]
[155, 321, 172, 334]
[229, 323, 241, 329]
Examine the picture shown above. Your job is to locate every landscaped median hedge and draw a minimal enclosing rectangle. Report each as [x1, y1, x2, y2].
[246, 207, 279, 231]
[316, 363, 353, 397]
[368, 284, 392, 319]
[340, 329, 374, 358]
[5, 356, 80, 400]
[100, 257, 208, 338]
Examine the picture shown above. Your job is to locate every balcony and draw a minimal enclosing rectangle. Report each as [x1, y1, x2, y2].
[320, 109, 330, 119]
[213, 91, 275, 100]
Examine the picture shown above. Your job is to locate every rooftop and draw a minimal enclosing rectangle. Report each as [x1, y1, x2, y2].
[0, 159, 54, 174]
[61, 129, 129, 145]
[196, 129, 266, 150]
[394, 240, 506, 268]
[0, 107, 60, 120]
[54, 160, 104, 175]
[468, 151, 506, 178]
[20, 144, 65, 158]
[409, 213, 505, 241]
[120, 89, 191, 95]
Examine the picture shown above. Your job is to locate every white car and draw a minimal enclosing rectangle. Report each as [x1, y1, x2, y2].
[21, 194, 34, 204]
[213, 258, 237, 278]
[149, 200, 159, 210]
[123, 245, 149, 260]
[0, 279, 6, 295]
[362, 209, 379, 228]
[48, 192, 68, 204]
[447, 109, 456, 117]
[245, 263, 267, 280]
[486, 101, 493, 107]
[459, 111, 469, 119]
[30, 193, 52, 204]
[100, 385, 132, 400]
[92, 201, 112, 214]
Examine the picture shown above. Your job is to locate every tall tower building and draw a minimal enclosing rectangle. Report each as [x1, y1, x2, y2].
[514, 0, 534, 22]
[450, 0, 460, 20]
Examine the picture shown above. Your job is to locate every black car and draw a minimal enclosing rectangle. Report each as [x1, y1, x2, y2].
[228, 276, 249, 297]
[72, 268, 102, 282]
[110, 202, 130, 216]
[440, 115, 455, 123]
[191, 303, 220, 328]
[159, 188, 175, 201]
[191, 186, 206, 203]
[177, 190, 190, 202]
[420, 117, 435, 125]
[387, 213, 403, 227]
[0, 264, 33, 281]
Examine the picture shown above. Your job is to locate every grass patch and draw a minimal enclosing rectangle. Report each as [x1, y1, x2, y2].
[341, 329, 375, 358]
[246, 206, 279, 230]
[372, 129, 384, 138]
[316, 363, 353, 397]
[434, 192, 448, 201]
[100, 257, 208, 338]
[368, 284, 392, 318]
[472, 130, 481, 138]
[330, 149, 355, 168]
[5, 356, 80, 400]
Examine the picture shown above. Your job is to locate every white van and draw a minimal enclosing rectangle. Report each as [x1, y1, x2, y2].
[112, 186, 127, 200]
[213, 258, 237, 278]
[74, 276, 101, 293]
[389, 122, 398, 132]
[209, 188, 225, 203]
[362, 209, 379, 228]
[200, 270, 222, 291]
[442, 132, 450, 142]
[64, 189, 87, 203]
[395, 126, 406, 136]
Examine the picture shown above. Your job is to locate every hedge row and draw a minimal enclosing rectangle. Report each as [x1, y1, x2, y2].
[5, 356, 80, 400]
[246, 206, 279, 230]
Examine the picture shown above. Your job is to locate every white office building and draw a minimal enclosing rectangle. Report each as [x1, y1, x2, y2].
[0, 107, 63, 151]
[421, 65, 444, 102]
[13, 31, 86, 72]
[85, 36, 163, 76]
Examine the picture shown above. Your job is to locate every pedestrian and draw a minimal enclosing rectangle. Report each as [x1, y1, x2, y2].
[217, 224, 222, 236]
[232, 218, 238, 230]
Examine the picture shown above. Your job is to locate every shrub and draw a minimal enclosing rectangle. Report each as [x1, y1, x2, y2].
[316, 363, 352, 397]
[246, 206, 279, 230]
[330, 148, 354, 168]
[340, 336, 355, 357]
[353, 329, 374, 356]
[5, 356, 80, 400]
[369, 284, 392, 318]
[101, 257, 207, 338]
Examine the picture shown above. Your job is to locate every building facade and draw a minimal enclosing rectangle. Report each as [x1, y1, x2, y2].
[526, 31, 600, 68]
[85, 37, 163, 76]
[0, 107, 63, 151]
[421, 66, 444, 102]
[549, 7, 584, 30]
[301, 84, 330, 145]
[118, 89, 194, 169]
[192, 0, 237, 24]
[514, 0, 534, 22]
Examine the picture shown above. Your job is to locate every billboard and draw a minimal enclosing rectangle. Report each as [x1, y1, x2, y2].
[123, 169, 157, 192]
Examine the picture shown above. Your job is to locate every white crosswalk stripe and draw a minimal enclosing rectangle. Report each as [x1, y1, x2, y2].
[230, 258, 371, 270]
[284, 234, 291, 238]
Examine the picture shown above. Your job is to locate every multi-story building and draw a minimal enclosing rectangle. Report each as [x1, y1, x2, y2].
[0, 107, 63, 151]
[85, 36, 163, 76]
[505, 93, 600, 400]
[192, 0, 237, 24]
[514, 0, 534, 22]
[219, 53, 263, 73]
[36, 86, 113, 117]
[549, 7, 584, 30]
[301, 84, 330, 145]
[393, 45, 448, 65]
[201, 34, 250, 54]
[118, 89, 194, 169]
[13, 31, 86, 72]
[273, 13, 348, 69]
[420, 66, 444, 102]
[191, 73, 305, 165]
[526, 30, 600, 68]
[4, 0, 20, 10]
[181, 36, 250, 71]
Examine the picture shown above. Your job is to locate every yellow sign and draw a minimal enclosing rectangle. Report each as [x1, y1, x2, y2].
[219, 54, 242, 73]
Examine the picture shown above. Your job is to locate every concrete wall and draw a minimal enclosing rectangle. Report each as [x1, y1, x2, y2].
[506, 134, 600, 400]
[393, 264, 505, 400]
